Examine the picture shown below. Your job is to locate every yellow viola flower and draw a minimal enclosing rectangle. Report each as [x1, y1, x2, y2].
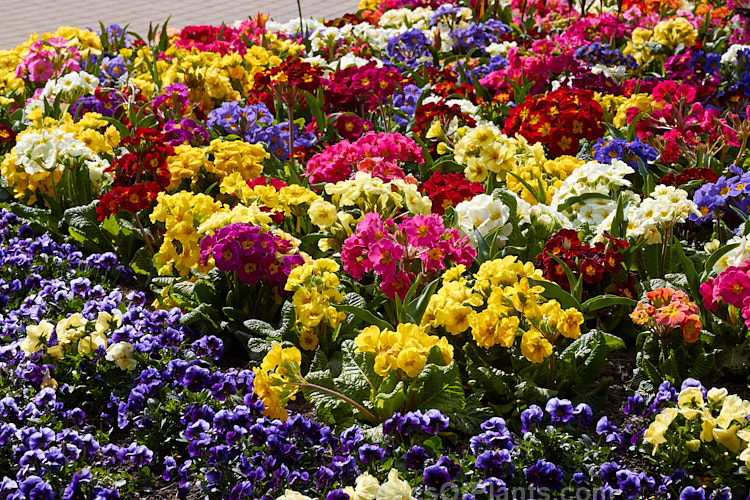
[20, 320, 55, 355]
[644, 408, 679, 454]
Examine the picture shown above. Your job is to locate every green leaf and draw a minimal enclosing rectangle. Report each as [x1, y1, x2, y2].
[304, 90, 327, 132]
[556, 193, 613, 215]
[334, 340, 381, 403]
[689, 351, 715, 380]
[242, 319, 276, 338]
[528, 278, 582, 311]
[601, 332, 626, 352]
[582, 294, 637, 313]
[506, 171, 542, 204]
[239, 337, 273, 363]
[131, 247, 154, 276]
[464, 344, 512, 395]
[609, 193, 630, 240]
[407, 278, 440, 325]
[335, 304, 393, 331]
[409, 360, 465, 414]
[373, 377, 408, 420]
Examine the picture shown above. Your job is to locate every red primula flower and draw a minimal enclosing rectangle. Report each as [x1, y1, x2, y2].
[579, 258, 604, 284]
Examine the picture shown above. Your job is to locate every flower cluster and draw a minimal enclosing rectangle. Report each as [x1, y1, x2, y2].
[252, 343, 304, 421]
[503, 89, 605, 156]
[631, 287, 702, 343]
[199, 222, 304, 288]
[537, 229, 633, 296]
[322, 61, 407, 114]
[419, 168, 484, 215]
[97, 127, 174, 220]
[341, 212, 476, 299]
[691, 166, 750, 225]
[306, 131, 424, 185]
[355, 323, 453, 377]
[451, 125, 518, 184]
[454, 193, 513, 248]
[284, 258, 346, 349]
[423, 257, 583, 360]
[592, 137, 658, 170]
[15, 36, 84, 82]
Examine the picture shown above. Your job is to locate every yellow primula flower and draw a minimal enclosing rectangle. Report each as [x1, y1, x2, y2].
[519, 329, 552, 363]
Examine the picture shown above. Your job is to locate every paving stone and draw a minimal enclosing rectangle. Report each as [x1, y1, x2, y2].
[0, 0, 355, 49]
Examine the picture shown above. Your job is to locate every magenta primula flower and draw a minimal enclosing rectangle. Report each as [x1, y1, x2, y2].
[341, 212, 475, 299]
[213, 240, 242, 272]
[340, 241, 372, 280]
[199, 222, 302, 289]
[306, 132, 423, 185]
[402, 214, 442, 247]
[369, 239, 403, 276]
[715, 269, 750, 308]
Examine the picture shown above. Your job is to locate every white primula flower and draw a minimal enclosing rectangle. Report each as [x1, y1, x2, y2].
[455, 194, 513, 248]
[721, 44, 750, 66]
[486, 40, 516, 56]
[15, 128, 93, 175]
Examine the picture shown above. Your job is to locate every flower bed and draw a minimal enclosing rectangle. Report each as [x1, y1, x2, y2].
[1, 0, 750, 499]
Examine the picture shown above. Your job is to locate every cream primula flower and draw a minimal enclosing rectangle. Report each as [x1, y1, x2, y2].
[376, 469, 415, 500]
[344, 472, 380, 500]
[275, 491, 313, 500]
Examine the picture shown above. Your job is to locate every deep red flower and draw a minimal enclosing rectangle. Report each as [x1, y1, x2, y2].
[580, 258, 605, 284]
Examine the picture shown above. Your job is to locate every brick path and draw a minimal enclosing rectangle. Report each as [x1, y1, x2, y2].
[0, 0, 355, 49]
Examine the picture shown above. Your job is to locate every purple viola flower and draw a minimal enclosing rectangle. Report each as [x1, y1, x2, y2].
[475, 449, 512, 479]
[358, 443, 385, 464]
[423, 464, 451, 490]
[315, 466, 335, 490]
[623, 393, 645, 416]
[709, 487, 731, 500]
[525, 459, 564, 491]
[572, 403, 593, 426]
[546, 397, 575, 425]
[326, 489, 350, 500]
[19, 476, 54, 500]
[600, 461, 620, 487]
[229, 481, 254, 500]
[404, 445, 429, 469]
[680, 487, 706, 500]
[616, 470, 641, 499]
[422, 409, 450, 434]
[520, 404, 544, 433]
[28, 427, 55, 450]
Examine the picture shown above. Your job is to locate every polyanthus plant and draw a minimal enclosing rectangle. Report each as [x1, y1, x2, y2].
[340, 211, 476, 306]
[420, 256, 624, 406]
[0, 112, 117, 215]
[310, 172, 432, 252]
[284, 258, 347, 353]
[253, 320, 463, 427]
[630, 287, 713, 389]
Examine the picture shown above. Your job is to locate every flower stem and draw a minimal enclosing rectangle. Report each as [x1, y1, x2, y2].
[294, 382, 380, 424]
[133, 213, 156, 255]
